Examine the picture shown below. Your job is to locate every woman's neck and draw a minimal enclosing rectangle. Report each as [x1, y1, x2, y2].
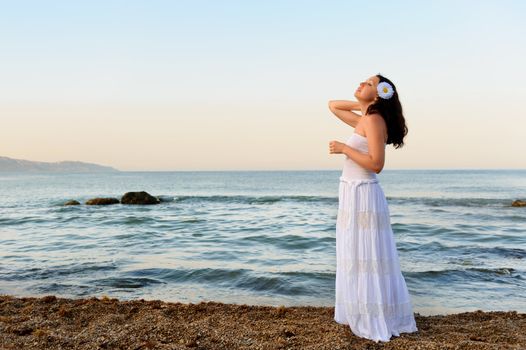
[359, 100, 375, 116]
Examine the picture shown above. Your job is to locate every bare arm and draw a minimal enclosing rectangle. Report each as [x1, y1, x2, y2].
[328, 100, 362, 128]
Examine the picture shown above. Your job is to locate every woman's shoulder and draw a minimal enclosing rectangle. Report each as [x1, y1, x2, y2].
[363, 113, 388, 142]
[364, 112, 384, 121]
[364, 112, 387, 124]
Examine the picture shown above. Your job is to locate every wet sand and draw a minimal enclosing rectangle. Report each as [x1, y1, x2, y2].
[1, 294, 524, 349]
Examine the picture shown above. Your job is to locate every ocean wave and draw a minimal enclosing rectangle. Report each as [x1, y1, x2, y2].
[0, 261, 119, 281]
[406, 266, 524, 286]
[121, 267, 334, 296]
[89, 276, 165, 288]
[388, 196, 518, 208]
[400, 241, 526, 259]
[172, 195, 336, 205]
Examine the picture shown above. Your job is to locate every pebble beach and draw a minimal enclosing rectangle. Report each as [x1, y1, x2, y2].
[1, 294, 525, 349]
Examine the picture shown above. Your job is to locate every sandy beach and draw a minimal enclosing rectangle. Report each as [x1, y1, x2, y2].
[0, 294, 524, 349]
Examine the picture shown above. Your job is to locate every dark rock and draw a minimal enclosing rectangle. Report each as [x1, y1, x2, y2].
[41, 295, 57, 303]
[121, 191, 160, 205]
[64, 200, 80, 206]
[511, 200, 526, 207]
[12, 326, 33, 336]
[85, 198, 120, 205]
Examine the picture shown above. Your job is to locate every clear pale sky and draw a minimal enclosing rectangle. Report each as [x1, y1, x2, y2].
[1, 1, 525, 171]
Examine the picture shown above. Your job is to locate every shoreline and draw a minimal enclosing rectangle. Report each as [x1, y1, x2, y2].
[1, 294, 525, 349]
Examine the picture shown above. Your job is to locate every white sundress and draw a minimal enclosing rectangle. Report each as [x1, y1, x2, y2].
[334, 132, 418, 343]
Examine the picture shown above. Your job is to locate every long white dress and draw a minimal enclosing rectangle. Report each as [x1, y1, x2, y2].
[334, 132, 418, 343]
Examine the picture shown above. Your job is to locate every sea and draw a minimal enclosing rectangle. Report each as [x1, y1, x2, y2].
[0, 170, 525, 316]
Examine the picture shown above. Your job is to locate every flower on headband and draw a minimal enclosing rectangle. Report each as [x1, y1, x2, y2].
[377, 82, 394, 99]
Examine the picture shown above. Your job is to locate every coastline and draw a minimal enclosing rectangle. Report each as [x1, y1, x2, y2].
[1, 294, 524, 349]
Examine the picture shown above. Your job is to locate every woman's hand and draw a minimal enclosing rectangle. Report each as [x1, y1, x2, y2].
[329, 140, 347, 154]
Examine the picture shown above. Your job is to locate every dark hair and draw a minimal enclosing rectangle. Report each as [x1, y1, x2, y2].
[365, 74, 408, 149]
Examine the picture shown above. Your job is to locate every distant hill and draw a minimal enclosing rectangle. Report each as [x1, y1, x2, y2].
[0, 156, 120, 173]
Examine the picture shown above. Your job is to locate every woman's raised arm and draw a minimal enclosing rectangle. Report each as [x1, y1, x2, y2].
[328, 100, 362, 127]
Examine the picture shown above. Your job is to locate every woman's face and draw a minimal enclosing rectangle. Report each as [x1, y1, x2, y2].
[354, 75, 380, 103]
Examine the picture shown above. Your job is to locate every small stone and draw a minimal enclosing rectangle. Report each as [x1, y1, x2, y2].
[41, 295, 57, 303]
[85, 197, 120, 205]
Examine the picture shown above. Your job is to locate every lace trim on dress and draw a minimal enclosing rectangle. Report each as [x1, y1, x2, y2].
[337, 210, 391, 232]
[340, 257, 400, 275]
[335, 300, 415, 317]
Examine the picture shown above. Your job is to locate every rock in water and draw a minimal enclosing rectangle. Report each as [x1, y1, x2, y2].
[121, 191, 160, 205]
[85, 198, 120, 205]
[64, 200, 80, 206]
[512, 199, 526, 207]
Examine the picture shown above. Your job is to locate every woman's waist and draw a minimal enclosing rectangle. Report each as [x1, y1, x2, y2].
[339, 175, 378, 185]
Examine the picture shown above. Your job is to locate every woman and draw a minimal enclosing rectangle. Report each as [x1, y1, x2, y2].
[328, 74, 418, 343]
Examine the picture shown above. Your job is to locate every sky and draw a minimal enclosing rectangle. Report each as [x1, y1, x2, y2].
[1, 0, 525, 171]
